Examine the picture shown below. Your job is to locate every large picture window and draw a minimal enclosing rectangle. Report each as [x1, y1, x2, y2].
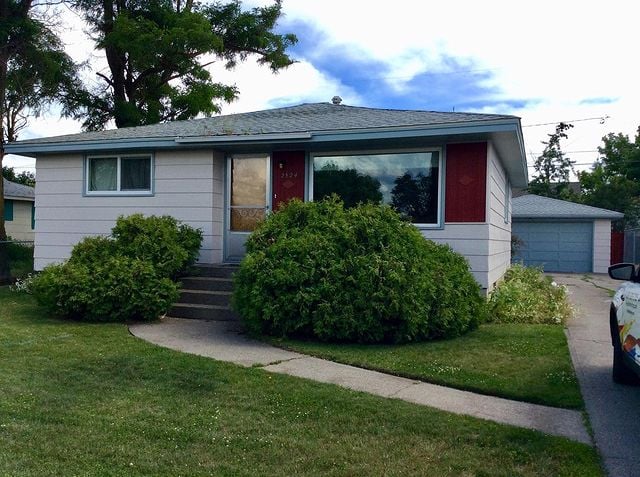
[312, 150, 441, 225]
[86, 154, 152, 194]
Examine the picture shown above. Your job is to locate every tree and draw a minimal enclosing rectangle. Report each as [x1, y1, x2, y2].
[579, 129, 640, 230]
[2, 165, 35, 186]
[70, 0, 297, 130]
[1, 1, 80, 282]
[528, 122, 575, 199]
[313, 164, 383, 208]
[391, 172, 438, 223]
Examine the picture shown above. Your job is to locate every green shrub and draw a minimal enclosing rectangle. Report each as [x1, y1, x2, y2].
[7, 241, 34, 278]
[111, 214, 203, 278]
[487, 265, 572, 325]
[30, 214, 201, 322]
[31, 257, 178, 322]
[69, 236, 118, 266]
[233, 198, 486, 343]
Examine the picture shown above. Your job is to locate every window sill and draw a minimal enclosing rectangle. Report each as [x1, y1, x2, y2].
[84, 191, 154, 197]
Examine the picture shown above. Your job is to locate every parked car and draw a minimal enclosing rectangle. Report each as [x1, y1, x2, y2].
[608, 263, 640, 384]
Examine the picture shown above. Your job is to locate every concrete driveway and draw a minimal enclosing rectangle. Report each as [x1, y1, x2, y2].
[555, 273, 640, 477]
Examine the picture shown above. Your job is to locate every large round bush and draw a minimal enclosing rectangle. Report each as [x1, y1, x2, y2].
[232, 198, 486, 343]
[30, 214, 201, 322]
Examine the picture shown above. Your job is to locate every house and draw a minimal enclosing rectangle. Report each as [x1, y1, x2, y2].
[512, 194, 623, 273]
[3, 178, 35, 242]
[5, 101, 527, 291]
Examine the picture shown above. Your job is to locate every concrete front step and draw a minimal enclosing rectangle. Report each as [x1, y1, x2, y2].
[179, 289, 232, 306]
[170, 265, 240, 321]
[168, 303, 237, 321]
[179, 276, 233, 292]
[192, 264, 238, 279]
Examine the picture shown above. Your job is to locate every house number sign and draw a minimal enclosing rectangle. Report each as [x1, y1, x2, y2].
[281, 171, 298, 179]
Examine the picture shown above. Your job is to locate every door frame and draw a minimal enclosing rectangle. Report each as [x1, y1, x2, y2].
[223, 153, 272, 262]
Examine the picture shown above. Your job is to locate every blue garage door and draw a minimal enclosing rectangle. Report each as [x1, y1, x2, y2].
[512, 221, 593, 272]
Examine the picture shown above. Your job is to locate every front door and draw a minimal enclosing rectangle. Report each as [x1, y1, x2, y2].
[272, 151, 306, 211]
[225, 154, 270, 261]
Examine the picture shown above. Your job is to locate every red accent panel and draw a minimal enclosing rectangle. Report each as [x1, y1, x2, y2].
[445, 142, 487, 222]
[272, 151, 306, 211]
[611, 231, 624, 264]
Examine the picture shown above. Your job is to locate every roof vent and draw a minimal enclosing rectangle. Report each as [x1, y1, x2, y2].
[331, 96, 342, 105]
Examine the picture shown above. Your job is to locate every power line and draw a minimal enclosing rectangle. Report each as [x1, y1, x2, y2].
[522, 116, 610, 128]
[528, 150, 599, 155]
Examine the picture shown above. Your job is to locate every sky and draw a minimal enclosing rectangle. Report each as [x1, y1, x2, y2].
[7, 0, 640, 182]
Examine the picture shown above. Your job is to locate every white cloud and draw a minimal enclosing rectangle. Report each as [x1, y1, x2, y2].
[208, 59, 362, 113]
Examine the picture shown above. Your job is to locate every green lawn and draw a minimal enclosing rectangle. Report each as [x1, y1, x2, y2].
[271, 323, 583, 409]
[0, 288, 601, 476]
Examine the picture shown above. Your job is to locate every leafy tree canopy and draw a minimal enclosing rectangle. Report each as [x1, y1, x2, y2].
[69, 0, 297, 130]
[0, 1, 81, 281]
[579, 129, 640, 230]
[528, 122, 576, 200]
[2, 166, 35, 187]
[391, 172, 438, 224]
[313, 164, 383, 208]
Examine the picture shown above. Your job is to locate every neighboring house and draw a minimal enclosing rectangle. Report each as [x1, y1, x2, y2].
[512, 194, 623, 273]
[5, 101, 527, 291]
[3, 178, 35, 242]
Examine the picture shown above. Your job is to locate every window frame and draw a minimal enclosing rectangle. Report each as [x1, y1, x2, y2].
[84, 153, 154, 196]
[308, 147, 444, 229]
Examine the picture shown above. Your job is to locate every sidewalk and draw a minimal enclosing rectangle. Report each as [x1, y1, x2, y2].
[130, 317, 591, 445]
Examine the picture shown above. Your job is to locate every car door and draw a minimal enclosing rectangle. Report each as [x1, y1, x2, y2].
[614, 282, 640, 366]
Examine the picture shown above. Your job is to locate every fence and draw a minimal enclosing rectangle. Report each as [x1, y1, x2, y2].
[623, 229, 640, 264]
[0, 240, 34, 285]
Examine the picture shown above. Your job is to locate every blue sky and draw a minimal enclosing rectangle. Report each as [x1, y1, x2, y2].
[7, 0, 639, 179]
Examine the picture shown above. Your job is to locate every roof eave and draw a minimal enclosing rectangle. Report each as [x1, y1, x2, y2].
[4, 137, 178, 158]
[513, 214, 624, 220]
[4, 195, 35, 201]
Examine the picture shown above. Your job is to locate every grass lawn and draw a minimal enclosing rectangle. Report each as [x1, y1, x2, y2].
[0, 288, 601, 476]
[271, 324, 583, 409]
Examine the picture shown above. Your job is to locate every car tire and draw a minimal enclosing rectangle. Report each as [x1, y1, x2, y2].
[612, 332, 640, 385]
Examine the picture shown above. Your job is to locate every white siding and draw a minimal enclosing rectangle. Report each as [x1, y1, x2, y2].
[34, 150, 224, 270]
[421, 224, 490, 288]
[593, 219, 612, 273]
[486, 142, 512, 290]
[5, 199, 34, 242]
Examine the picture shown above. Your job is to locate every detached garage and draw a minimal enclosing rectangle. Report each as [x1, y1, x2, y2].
[512, 194, 623, 273]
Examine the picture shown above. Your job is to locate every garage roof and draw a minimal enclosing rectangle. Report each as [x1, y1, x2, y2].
[513, 194, 624, 219]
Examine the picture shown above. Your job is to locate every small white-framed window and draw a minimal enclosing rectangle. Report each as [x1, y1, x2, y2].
[85, 154, 153, 195]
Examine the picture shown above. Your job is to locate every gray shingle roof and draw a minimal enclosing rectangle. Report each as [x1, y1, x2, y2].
[512, 194, 623, 219]
[12, 102, 517, 146]
[3, 178, 34, 200]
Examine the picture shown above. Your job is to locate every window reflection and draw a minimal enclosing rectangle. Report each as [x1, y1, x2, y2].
[230, 156, 268, 232]
[231, 157, 267, 206]
[313, 152, 439, 224]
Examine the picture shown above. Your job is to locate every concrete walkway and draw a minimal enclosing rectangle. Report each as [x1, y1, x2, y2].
[130, 317, 591, 445]
[555, 273, 640, 476]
